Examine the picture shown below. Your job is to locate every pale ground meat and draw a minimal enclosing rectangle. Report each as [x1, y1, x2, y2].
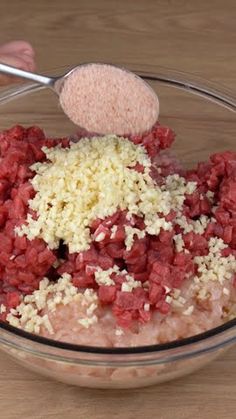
[39, 279, 236, 347]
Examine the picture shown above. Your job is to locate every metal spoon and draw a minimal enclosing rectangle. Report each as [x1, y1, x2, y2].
[0, 62, 160, 135]
[0, 62, 71, 94]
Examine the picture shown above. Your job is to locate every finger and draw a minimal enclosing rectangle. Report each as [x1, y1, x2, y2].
[0, 53, 35, 86]
[15, 53, 36, 72]
[0, 41, 35, 58]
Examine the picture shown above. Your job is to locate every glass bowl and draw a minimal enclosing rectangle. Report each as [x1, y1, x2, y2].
[0, 65, 235, 389]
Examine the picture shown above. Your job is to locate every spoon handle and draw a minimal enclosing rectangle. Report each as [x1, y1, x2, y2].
[0, 63, 53, 86]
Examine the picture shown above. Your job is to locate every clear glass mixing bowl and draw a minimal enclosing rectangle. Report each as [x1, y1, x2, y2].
[0, 65, 235, 389]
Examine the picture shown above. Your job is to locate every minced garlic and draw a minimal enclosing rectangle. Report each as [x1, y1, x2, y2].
[175, 214, 209, 235]
[173, 234, 185, 253]
[115, 328, 124, 336]
[0, 304, 6, 314]
[94, 266, 119, 286]
[94, 265, 141, 290]
[183, 305, 194, 316]
[7, 274, 99, 333]
[194, 238, 236, 288]
[124, 226, 145, 251]
[16, 135, 196, 253]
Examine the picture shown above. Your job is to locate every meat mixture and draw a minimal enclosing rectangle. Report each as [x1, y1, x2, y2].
[0, 124, 235, 347]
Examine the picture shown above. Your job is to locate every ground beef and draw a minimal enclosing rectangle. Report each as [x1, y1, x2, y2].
[0, 123, 235, 331]
[0, 126, 69, 316]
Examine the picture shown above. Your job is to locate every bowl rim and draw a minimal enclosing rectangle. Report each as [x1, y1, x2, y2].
[1, 314, 236, 356]
[0, 67, 235, 356]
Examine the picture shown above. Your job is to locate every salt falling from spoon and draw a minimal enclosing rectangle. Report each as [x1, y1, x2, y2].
[59, 64, 159, 136]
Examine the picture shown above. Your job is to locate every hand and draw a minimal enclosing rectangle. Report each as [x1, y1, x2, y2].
[0, 40, 36, 86]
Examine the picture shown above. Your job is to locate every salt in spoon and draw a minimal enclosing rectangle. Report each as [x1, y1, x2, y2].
[0, 62, 159, 136]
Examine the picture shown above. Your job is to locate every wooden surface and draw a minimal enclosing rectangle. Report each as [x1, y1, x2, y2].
[0, 0, 236, 418]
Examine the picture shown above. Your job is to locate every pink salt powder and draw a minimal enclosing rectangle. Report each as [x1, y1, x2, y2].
[59, 64, 159, 136]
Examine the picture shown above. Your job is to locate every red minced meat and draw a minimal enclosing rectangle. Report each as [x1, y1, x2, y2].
[0, 125, 69, 317]
[0, 124, 235, 328]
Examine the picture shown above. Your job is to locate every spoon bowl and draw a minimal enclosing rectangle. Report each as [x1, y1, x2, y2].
[0, 62, 160, 135]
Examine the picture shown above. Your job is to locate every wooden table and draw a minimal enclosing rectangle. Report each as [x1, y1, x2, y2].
[0, 0, 235, 418]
